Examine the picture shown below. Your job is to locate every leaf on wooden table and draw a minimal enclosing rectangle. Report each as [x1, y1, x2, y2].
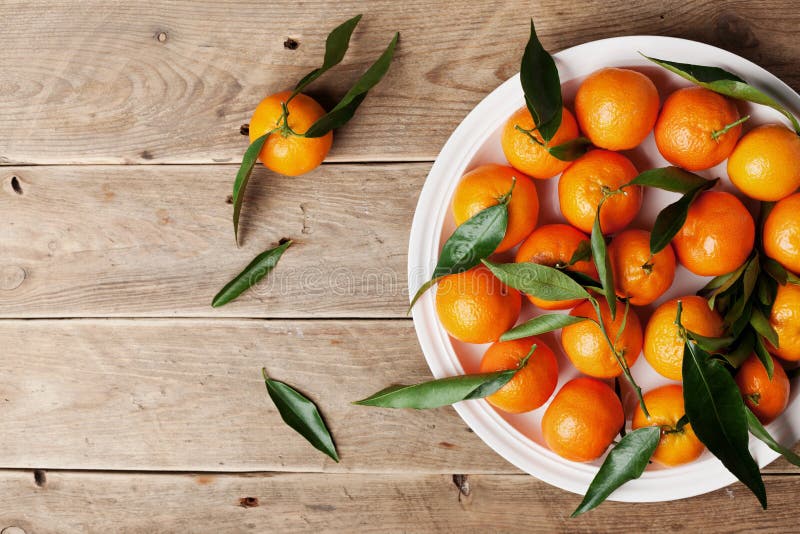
[232, 134, 269, 245]
[212, 240, 292, 307]
[293, 14, 363, 96]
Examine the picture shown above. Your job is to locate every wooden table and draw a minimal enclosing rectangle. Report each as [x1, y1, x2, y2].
[2, 1, 799, 531]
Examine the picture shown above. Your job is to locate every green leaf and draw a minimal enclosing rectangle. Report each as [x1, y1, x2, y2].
[757, 275, 778, 307]
[763, 257, 788, 285]
[681, 339, 767, 508]
[232, 134, 269, 246]
[750, 306, 779, 347]
[591, 205, 616, 318]
[742, 254, 761, 304]
[753, 334, 776, 379]
[628, 166, 712, 194]
[293, 14, 362, 96]
[563, 270, 602, 290]
[519, 19, 562, 142]
[571, 426, 660, 517]
[548, 137, 592, 161]
[304, 32, 399, 137]
[482, 260, 590, 302]
[408, 184, 511, 311]
[687, 330, 734, 353]
[747, 409, 800, 467]
[729, 298, 753, 338]
[724, 328, 756, 368]
[649, 178, 717, 255]
[567, 239, 592, 266]
[500, 314, 586, 341]
[643, 55, 800, 135]
[212, 240, 292, 307]
[262, 368, 339, 462]
[355, 346, 535, 409]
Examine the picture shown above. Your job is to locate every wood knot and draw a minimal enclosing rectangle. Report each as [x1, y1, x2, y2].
[239, 496, 260, 508]
[33, 470, 46, 487]
[156, 31, 168, 43]
[9, 176, 22, 195]
[284, 38, 299, 50]
[715, 12, 759, 49]
[0, 266, 26, 291]
[452, 474, 470, 496]
[240, 124, 250, 136]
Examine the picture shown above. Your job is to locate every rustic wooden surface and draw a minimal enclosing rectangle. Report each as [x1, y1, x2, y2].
[2, 0, 800, 531]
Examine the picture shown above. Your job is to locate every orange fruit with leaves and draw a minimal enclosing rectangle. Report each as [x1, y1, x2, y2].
[542, 377, 624, 462]
[654, 87, 743, 171]
[479, 337, 559, 413]
[763, 192, 800, 275]
[435, 265, 521, 344]
[767, 282, 800, 362]
[735, 353, 790, 424]
[671, 191, 755, 276]
[452, 164, 539, 253]
[728, 124, 800, 201]
[249, 90, 333, 176]
[608, 229, 676, 306]
[632, 385, 705, 467]
[558, 150, 642, 234]
[515, 224, 597, 310]
[575, 68, 659, 151]
[501, 107, 580, 179]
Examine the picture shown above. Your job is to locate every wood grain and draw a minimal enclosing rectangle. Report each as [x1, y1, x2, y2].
[0, 470, 797, 533]
[0, 164, 422, 318]
[1, 0, 798, 164]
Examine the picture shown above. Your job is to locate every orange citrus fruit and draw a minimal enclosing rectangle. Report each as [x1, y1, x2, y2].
[452, 164, 539, 253]
[672, 191, 755, 276]
[735, 353, 790, 424]
[249, 90, 333, 176]
[561, 298, 643, 378]
[435, 265, 521, 344]
[574, 67, 660, 150]
[608, 229, 676, 306]
[558, 150, 642, 234]
[654, 87, 743, 171]
[767, 282, 800, 361]
[478, 337, 559, 413]
[514, 223, 597, 310]
[764, 192, 800, 274]
[542, 377, 624, 462]
[643, 296, 724, 381]
[728, 124, 800, 201]
[501, 106, 580, 179]
[632, 385, 705, 467]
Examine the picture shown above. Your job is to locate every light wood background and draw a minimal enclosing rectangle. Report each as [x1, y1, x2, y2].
[2, 1, 799, 532]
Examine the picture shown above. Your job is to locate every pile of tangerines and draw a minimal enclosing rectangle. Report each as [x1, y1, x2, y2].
[435, 67, 800, 465]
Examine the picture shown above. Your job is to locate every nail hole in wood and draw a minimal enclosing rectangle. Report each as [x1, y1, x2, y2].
[240, 124, 250, 136]
[239, 496, 259, 508]
[225, 195, 233, 204]
[33, 470, 46, 487]
[284, 38, 299, 50]
[452, 474, 470, 497]
[10, 176, 22, 195]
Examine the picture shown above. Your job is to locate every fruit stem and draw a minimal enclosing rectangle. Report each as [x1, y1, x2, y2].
[496, 177, 517, 205]
[711, 115, 750, 142]
[641, 255, 654, 275]
[514, 124, 545, 147]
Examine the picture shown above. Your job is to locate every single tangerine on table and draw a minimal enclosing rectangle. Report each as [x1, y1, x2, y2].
[451, 164, 539, 253]
[654, 87, 743, 171]
[608, 229, 676, 306]
[767, 282, 800, 362]
[728, 124, 800, 202]
[514, 223, 597, 310]
[478, 337, 559, 413]
[574, 67, 660, 151]
[763, 192, 800, 275]
[644, 296, 724, 381]
[542, 377, 624, 462]
[671, 191, 755, 277]
[735, 353, 790, 425]
[561, 298, 643, 379]
[558, 150, 642, 234]
[249, 90, 333, 176]
[501, 106, 580, 179]
[435, 265, 521, 344]
[632, 385, 705, 467]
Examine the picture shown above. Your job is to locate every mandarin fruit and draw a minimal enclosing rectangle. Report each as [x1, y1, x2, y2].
[644, 296, 724, 381]
[654, 87, 743, 171]
[452, 164, 539, 253]
[501, 106, 580, 179]
[672, 191, 754, 276]
[249, 90, 333, 176]
[764, 192, 800, 274]
[575, 68, 659, 150]
[542, 377, 624, 462]
[515, 224, 597, 310]
[478, 337, 559, 413]
[435, 265, 521, 344]
[632, 385, 705, 467]
[608, 229, 676, 306]
[561, 299, 642, 379]
[767, 282, 800, 361]
[558, 150, 641, 234]
[728, 124, 800, 201]
[735, 353, 790, 424]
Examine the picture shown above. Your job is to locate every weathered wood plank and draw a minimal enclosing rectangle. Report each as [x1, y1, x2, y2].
[0, 164, 421, 318]
[0, 470, 797, 533]
[1, 0, 798, 164]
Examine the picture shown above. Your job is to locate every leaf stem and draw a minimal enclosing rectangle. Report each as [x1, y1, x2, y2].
[514, 124, 545, 147]
[711, 115, 750, 141]
[497, 177, 517, 205]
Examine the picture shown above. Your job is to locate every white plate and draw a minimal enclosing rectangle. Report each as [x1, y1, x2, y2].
[407, 36, 800, 502]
